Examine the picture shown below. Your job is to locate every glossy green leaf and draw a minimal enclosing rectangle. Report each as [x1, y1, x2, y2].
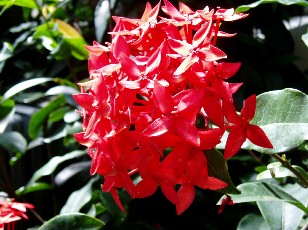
[257, 163, 308, 182]
[218, 182, 308, 213]
[0, 42, 13, 72]
[236, 0, 308, 13]
[64, 37, 89, 60]
[244, 89, 308, 153]
[2, 77, 53, 102]
[0, 42, 13, 62]
[38, 213, 105, 230]
[48, 106, 71, 123]
[60, 177, 98, 214]
[94, 0, 117, 43]
[204, 149, 240, 194]
[0, 98, 14, 120]
[302, 30, 308, 47]
[237, 214, 269, 230]
[20, 150, 86, 193]
[0, 0, 37, 8]
[257, 183, 308, 230]
[16, 182, 52, 195]
[0, 131, 27, 153]
[28, 95, 66, 139]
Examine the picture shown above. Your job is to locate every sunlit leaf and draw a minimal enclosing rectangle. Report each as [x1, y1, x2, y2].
[302, 29, 308, 47]
[55, 19, 82, 39]
[0, 98, 14, 120]
[16, 182, 52, 195]
[256, 183, 308, 230]
[218, 182, 308, 213]
[0, 0, 37, 15]
[237, 214, 269, 230]
[236, 0, 308, 13]
[0, 0, 37, 8]
[2, 77, 53, 102]
[0, 42, 13, 62]
[60, 177, 98, 214]
[38, 213, 105, 230]
[95, 0, 117, 43]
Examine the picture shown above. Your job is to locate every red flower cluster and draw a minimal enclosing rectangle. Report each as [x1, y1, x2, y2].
[73, 0, 272, 215]
[0, 199, 34, 229]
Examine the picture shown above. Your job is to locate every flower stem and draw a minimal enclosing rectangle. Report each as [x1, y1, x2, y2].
[271, 154, 308, 188]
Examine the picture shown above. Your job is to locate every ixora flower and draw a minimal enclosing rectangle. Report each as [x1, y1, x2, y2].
[0, 198, 34, 230]
[73, 0, 272, 215]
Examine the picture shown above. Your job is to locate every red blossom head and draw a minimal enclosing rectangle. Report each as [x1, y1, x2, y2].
[73, 1, 271, 215]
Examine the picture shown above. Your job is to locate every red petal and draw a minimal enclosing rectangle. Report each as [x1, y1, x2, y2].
[176, 184, 195, 215]
[148, 1, 161, 22]
[247, 124, 273, 149]
[109, 187, 125, 213]
[241, 95, 256, 122]
[218, 195, 234, 214]
[141, 2, 152, 21]
[163, 0, 185, 21]
[119, 53, 141, 78]
[120, 171, 135, 198]
[222, 99, 242, 124]
[193, 21, 212, 47]
[179, 2, 194, 14]
[161, 182, 177, 204]
[215, 62, 241, 79]
[196, 176, 227, 190]
[203, 92, 224, 128]
[224, 125, 247, 159]
[112, 35, 130, 58]
[73, 93, 95, 111]
[174, 53, 199, 75]
[199, 128, 224, 150]
[146, 40, 170, 76]
[200, 45, 227, 62]
[154, 81, 174, 114]
[135, 177, 158, 198]
[168, 38, 192, 56]
[186, 151, 207, 180]
[142, 117, 171, 137]
[229, 83, 243, 94]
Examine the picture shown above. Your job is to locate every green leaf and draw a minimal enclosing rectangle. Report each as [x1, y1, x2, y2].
[0, 42, 13, 62]
[20, 150, 86, 193]
[302, 29, 308, 47]
[257, 183, 308, 230]
[48, 106, 71, 123]
[0, 131, 27, 153]
[257, 163, 308, 182]
[60, 177, 98, 214]
[64, 37, 89, 60]
[2, 77, 53, 102]
[16, 182, 52, 195]
[0, 42, 13, 72]
[218, 182, 308, 213]
[38, 213, 105, 230]
[237, 214, 269, 230]
[236, 0, 308, 13]
[0, 98, 14, 120]
[246, 89, 308, 154]
[28, 95, 66, 139]
[0, 0, 37, 8]
[204, 149, 240, 194]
